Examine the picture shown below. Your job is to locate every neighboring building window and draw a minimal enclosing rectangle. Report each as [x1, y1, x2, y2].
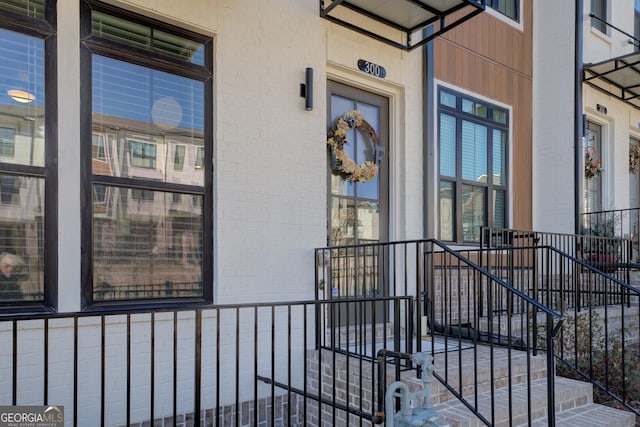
[438, 88, 509, 244]
[488, 0, 518, 21]
[81, 0, 213, 305]
[584, 121, 603, 214]
[92, 134, 106, 160]
[174, 145, 185, 171]
[195, 146, 204, 169]
[591, 0, 608, 33]
[129, 140, 156, 169]
[0, 128, 15, 157]
[0, 0, 55, 307]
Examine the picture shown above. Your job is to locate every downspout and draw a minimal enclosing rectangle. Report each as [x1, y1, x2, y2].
[424, 27, 435, 239]
[575, 0, 584, 234]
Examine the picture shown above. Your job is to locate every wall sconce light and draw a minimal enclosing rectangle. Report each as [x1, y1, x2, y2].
[299, 67, 313, 111]
[7, 89, 35, 104]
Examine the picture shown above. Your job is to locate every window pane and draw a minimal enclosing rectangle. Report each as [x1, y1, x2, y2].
[174, 145, 185, 171]
[92, 55, 204, 185]
[493, 129, 507, 185]
[0, 174, 44, 302]
[490, 0, 518, 20]
[440, 114, 456, 177]
[0, 29, 45, 167]
[462, 185, 485, 242]
[440, 181, 455, 241]
[462, 99, 487, 118]
[330, 197, 356, 246]
[584, 121, 602, 213]
[591, 0, 607, 32]
[461, 121, 487, 182]
[0, 0, 45, 20]
[91, 11, 205, 65]
[357, 200, 379, 242]
[93, 185, 203, 301]
[493, 189, 506, 228]
[0, 128, 15, 157]
[440, 90, 456, 108]
[493, 109, 507, 124]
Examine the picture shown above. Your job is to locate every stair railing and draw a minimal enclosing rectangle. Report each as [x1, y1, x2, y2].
[315, 239, 565, 426]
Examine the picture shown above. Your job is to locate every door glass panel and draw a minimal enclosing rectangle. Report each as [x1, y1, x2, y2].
[355, 102, 380, 200]
[357, 200, 379, 242]
[584, 121, 602, 213]
[330, 197, 356, 245]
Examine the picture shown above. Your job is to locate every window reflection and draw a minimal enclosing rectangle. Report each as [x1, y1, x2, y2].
[93, 185, 203, 301]
[0, 175, 44, 302]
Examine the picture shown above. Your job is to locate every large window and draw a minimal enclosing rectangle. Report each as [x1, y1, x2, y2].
[488, 0, 518, 21]
[438, 88, 509, 244]
[0, 0, 56, 308]
[81, 1, 213, 305]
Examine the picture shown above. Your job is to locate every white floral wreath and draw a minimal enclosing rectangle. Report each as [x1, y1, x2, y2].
[326, 110, 380, 182]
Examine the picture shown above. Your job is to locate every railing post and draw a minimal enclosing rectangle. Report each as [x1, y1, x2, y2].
[546, 314, 556, 427]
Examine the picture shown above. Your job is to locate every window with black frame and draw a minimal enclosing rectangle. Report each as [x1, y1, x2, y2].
[488, 0, 518, 21]
[81, 0, 213, 304]
[591, 0, 608, 33]
[0, 0, 55, 307]
[438, 88, 509, 244]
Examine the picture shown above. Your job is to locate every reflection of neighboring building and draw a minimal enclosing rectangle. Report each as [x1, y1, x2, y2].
[90, 115, 205, 295]
[0, 104, 45, 297]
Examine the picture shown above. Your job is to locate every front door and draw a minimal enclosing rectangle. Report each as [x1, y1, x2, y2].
[327, 81, 389, 325]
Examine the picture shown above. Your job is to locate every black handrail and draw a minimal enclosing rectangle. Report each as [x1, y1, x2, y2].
[315, 238, 564, 426]
[477, 228, 640, 417]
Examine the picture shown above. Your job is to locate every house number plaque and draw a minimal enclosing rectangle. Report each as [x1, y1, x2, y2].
[357, 59, 387, 78]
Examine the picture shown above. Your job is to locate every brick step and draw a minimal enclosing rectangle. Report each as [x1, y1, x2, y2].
[429, 346, 548, 405]
[433, 376, 635, 427]
[528, 402, 636, 427]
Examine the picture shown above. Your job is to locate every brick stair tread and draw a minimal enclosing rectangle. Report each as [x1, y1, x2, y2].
[528, 402, 636, 427]
[433, 376, 618, 427]
[429, 347, 548, 405]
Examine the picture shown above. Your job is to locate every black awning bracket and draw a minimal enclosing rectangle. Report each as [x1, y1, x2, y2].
[319, 0, 486, 51]
[584, 51, 640, 109]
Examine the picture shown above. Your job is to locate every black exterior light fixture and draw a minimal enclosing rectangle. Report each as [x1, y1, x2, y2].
[320, 0, 485, 51]
[300, 67, 313, 111]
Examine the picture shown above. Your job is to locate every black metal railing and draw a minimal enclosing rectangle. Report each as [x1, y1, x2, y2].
[0, 297, 420, 427]
[582, 208, 640, 263]
[481, 227, 633, 285]
[315, 239, 564, 426]
[477, 228, 640, 416]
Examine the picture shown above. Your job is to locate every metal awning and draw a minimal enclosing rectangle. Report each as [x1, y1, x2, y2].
[584, 52, 640, 110]
[319, 0, 485, 51]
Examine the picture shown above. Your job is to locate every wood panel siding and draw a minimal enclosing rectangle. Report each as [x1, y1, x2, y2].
[434, 0, 533, 230]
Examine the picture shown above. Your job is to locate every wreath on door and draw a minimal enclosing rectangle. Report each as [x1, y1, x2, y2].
[327, 110, 383, 182]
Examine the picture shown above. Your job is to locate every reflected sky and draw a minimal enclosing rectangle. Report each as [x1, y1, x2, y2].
[0, 29, 44, 107]
[93, 55, 204, 132]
